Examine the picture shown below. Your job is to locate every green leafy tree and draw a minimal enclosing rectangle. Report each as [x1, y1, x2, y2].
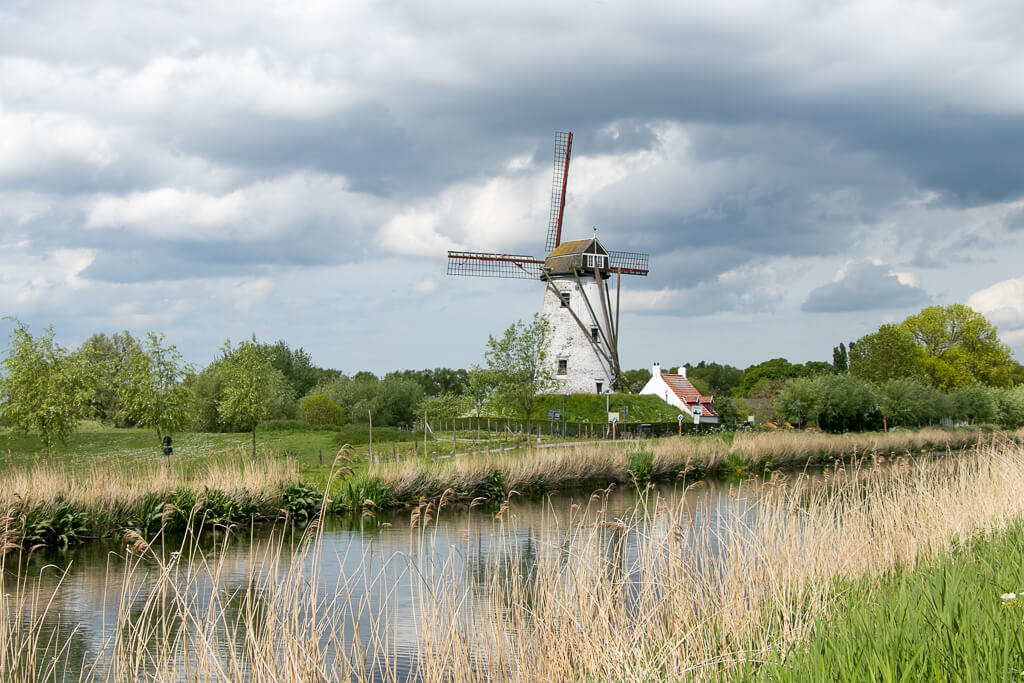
[419, 393, 471, 421]
[685, 361, 744, 396]
[735, 358, 804, 397]
[774, 377, 822, 428]
[875, 378, 946, 428]
[297, 394, 346, 426]
[0, 322, 90, 454]
[815, 374, 878, 432]
[620, 368, 652, 394]
[118, 332, 194, 446]
[466, 366, 499, 417]
[264, 340, 321, 400]
[832, 343, 848, 373]
[317, 374, 423, 427]
[949, 383, 998, 424]
[188, 360, 229, 431]
[901, 304, 1015, 389]
[484, 314, 557, 437]
[73, 331, 141, 425]
[849, 324, 925, 384]
[993, 386, 1024, 429]
[218, 337, 274, 457]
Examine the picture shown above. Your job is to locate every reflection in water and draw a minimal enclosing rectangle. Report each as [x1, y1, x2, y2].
[2, 474, 808, 680]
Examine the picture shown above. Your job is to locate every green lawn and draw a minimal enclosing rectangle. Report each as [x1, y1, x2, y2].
[0, 421, 547, 489]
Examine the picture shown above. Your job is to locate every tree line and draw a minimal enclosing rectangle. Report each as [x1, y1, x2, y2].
[1, 304, 1021, 451]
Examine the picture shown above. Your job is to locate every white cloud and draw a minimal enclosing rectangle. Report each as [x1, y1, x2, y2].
[968, 277, 1024, 330]
[0, 107, 116, 179]
[84, 172, 377, 242]
[0, 247, 96, 307]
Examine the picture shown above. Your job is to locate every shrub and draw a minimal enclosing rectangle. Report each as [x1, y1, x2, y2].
[298, 394, 346, 427]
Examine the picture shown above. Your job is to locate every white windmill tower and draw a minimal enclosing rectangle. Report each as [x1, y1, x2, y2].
[446, 131, 649, 393]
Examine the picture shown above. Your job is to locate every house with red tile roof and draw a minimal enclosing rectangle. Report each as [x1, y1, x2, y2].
[639, 362, 720, 424]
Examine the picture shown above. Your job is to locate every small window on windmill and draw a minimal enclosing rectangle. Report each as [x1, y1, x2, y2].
[590, 326, 600, 341]
[557, 358, 568, 375]
[584, 253, 608, 270]
[559, 290, 570, 307]
[596, 381, 604, 393]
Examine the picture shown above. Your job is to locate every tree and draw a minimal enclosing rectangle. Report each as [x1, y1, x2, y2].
[849, 324, 925, 384]
[419, 393, 471, 421]
[815, 374, 878, 433]
[993, 386, 1024, 429]
[73, 331, 141, 425]
[620, 368, 652, 394]
[900, 304, 1015, 389]
[832, 343, 848, 373]
[735, 358, 804, 397]
[466, 366, 499, 417]
[0, 322, 89, 454]
[218, 337, 275, 457]
[949, 383, 998, 424]
[875, 378, 946, 428]
[685, 361, 743, 396]
[774, 377, 821, 428]
[264, 340, 321, 400]
[317, 373, 424, 427]
[297, 394, 346, 427]
[118, 332, 193, 447]
[484, 314, 557, 437]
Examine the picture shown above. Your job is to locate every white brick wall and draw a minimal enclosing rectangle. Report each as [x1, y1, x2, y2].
[540, 274, 614, 394]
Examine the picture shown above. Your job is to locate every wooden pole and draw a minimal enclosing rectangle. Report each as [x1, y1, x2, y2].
[368, 409, 373, 461]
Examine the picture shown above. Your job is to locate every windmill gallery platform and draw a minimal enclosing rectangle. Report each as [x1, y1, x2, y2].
[447, 131, 649, 394]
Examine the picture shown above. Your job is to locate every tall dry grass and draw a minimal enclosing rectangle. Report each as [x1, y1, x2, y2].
[0, 452, 298, 550]
[373, 426, 996, 503]
[6, 437, 1024, 680]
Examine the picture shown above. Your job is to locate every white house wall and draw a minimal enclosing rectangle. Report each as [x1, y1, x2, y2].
[540, 274, 614, 394]
[639, 370, 719, 424]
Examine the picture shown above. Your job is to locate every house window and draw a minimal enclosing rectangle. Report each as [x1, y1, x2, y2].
[557, 358, 568, 375]
[584, 253, 608, 270]
[559, 291, 570, 307]
[590, 326, 600, 341]
[596, 381, 603, 393]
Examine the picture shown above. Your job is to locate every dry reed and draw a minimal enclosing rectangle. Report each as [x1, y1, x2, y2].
[5, 436, 1024, 681]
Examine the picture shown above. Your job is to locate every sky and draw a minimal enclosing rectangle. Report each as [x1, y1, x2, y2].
[2, 0, 1024, 375]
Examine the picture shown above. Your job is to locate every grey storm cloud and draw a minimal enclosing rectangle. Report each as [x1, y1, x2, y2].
[802, 262, 930, 313]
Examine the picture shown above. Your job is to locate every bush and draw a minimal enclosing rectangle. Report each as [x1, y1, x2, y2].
[298, 394, 346, 427]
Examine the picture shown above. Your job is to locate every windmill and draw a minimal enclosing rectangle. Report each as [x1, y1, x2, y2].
[447, 131, 649, 394]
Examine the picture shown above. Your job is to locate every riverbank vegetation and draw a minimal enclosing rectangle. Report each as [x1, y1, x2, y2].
[362, 426, 1003, 506]
[6, 433, 1024, 680]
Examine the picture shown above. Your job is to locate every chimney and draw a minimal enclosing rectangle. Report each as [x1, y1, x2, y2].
[680, 365, 687, 379]
[652, 362, 661, 377]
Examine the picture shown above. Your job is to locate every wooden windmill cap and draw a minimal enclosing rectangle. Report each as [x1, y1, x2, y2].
[544, 237, 610, 276]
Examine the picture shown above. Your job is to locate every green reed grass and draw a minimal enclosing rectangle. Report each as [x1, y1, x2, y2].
[747, 522, 1024, 681]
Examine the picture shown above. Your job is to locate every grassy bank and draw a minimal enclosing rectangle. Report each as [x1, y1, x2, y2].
[360, 426, 998, 506]
[746, 521, 1024, 680]
[0, 453, 313, 552]
[6, 434, 1024, 680]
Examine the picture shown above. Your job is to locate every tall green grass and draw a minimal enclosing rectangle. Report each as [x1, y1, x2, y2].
[748, 523, 1024, 681]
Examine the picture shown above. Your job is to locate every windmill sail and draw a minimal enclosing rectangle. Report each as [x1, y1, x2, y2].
[544, 131, 573, 253]
[607, 250, 650, 276]
[446, 251, 544, 279]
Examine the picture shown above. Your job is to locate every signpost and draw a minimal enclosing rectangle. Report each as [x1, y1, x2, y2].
[610, 415, 618, 440]
[677, 414, 684, 436]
